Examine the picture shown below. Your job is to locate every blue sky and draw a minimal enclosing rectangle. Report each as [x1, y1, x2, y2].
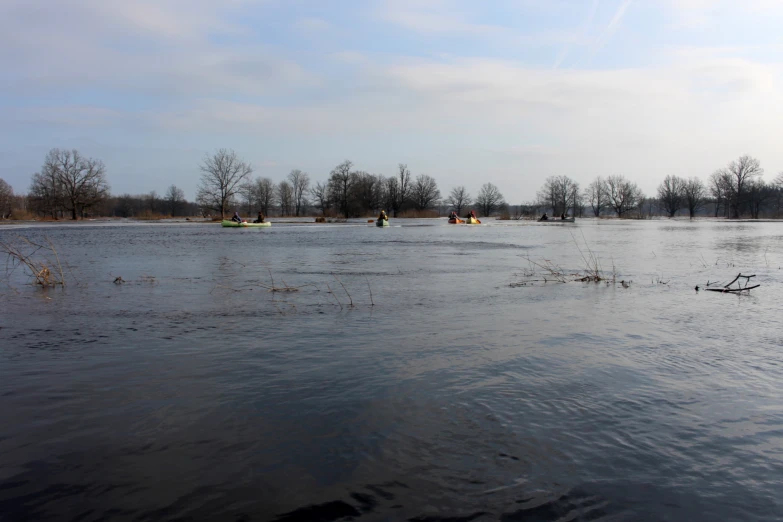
[1, 0, 782, 201]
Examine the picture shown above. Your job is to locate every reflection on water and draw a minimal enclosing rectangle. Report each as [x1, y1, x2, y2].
[1, 219, 783, 521]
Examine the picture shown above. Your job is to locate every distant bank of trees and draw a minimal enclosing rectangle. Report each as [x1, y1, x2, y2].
[196, 153, 506, 219]
[531, 154, 783, 220]
[2, 149, 782, 220]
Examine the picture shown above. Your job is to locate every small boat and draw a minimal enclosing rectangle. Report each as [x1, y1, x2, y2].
[466, 216, 481, 224]
[376, 218, 389, 227]
[221, 220, 271, 228]
[538, 215, 574, 223]
[448, 218, 465, 224]
[538, 217, 575, 223]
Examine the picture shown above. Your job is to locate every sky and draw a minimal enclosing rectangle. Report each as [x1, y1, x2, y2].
[1, 0, 782, 202]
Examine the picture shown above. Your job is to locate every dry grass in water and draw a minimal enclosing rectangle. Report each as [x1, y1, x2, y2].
[511, 231, 629, 288]
[208, 264, 375, 313]
[0, 235, 65, 288]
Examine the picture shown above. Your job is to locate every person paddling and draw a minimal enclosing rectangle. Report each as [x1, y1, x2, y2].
[378, 210, 388, 222]
[254, 211, 265, 223]
[231, 211, 243, 223]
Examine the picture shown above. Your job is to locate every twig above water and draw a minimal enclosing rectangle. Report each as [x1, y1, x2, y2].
[333, 273, 353, 307]
[365, 276, 374, 306]
[704, 273, 759, 293]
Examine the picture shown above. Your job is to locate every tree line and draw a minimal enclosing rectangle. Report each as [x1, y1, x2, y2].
[533, 154, 783, 219]
[2, 148, 782, 220]
[193, 149, 508, 219]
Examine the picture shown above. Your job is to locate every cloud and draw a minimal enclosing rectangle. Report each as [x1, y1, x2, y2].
[2, 0, 783, 198]
[0, 0, 319, 98]
[658, 0, 783, 29]
[2, 106, 127, 127]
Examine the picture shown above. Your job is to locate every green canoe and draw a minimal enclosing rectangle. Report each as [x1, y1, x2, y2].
[376, 219, 389, 227]
[221, 220, 271, 228]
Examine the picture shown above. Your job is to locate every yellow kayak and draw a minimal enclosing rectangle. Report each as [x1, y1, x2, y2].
[466, 216, 481, 224]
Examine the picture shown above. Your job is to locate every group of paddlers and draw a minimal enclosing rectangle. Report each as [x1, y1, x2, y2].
[231, 211, 265, 223]
[448, 210, 477, 220]
[538, 212, 568, 221]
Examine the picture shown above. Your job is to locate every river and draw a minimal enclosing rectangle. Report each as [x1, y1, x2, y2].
[1, 218, 782, 521]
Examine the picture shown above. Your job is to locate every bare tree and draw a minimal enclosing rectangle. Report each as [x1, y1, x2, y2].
[277, 180, 294, 216]
[288, 169, 310, 216]
[353, 172, 384, 215]
[384, 177, 399, 216]
[411, 174, 441, 211]
[720, 155, 763, 218]
[164, 185, 186, 216]
[36, 149, 110, 220]
[772, 172, 783, 218]
[747, 180, 774, 219]
[657, 175, 685, 217]
[256, 178, 275, 216]
[475, 183, 505, 217]
[446, 186, 472, 215]
[145, 190, 159, 215]
[584, 177, 608, 217]
[241, 177, 275, 216]
[389, 163, 411, 217]
[709, 170, 732, 217]
[606, 175, 642, 217]
[682, 177, 706, 218]
[196, 148, 253, 219]
[310, 180, 330, 216]
[29, 167, 62, 219]
[327, 160, 355, 218]
[0, 178, 13, 219]
[538, 175, 579, 216]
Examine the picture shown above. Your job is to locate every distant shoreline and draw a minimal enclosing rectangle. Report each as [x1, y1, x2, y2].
[3, 216, 783, 227]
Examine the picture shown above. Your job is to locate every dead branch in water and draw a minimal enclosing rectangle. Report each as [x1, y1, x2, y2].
[705, 273, 759, 293]
[0, 235, 66, 287]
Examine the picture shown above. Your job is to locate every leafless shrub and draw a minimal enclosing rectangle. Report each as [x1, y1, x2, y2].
[0, 235, 65, 287]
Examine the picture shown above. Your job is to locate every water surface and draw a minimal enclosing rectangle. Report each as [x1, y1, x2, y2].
[1, 219, 782, 521]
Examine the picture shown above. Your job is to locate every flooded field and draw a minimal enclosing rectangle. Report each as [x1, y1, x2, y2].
[1, 218, 782, 521]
